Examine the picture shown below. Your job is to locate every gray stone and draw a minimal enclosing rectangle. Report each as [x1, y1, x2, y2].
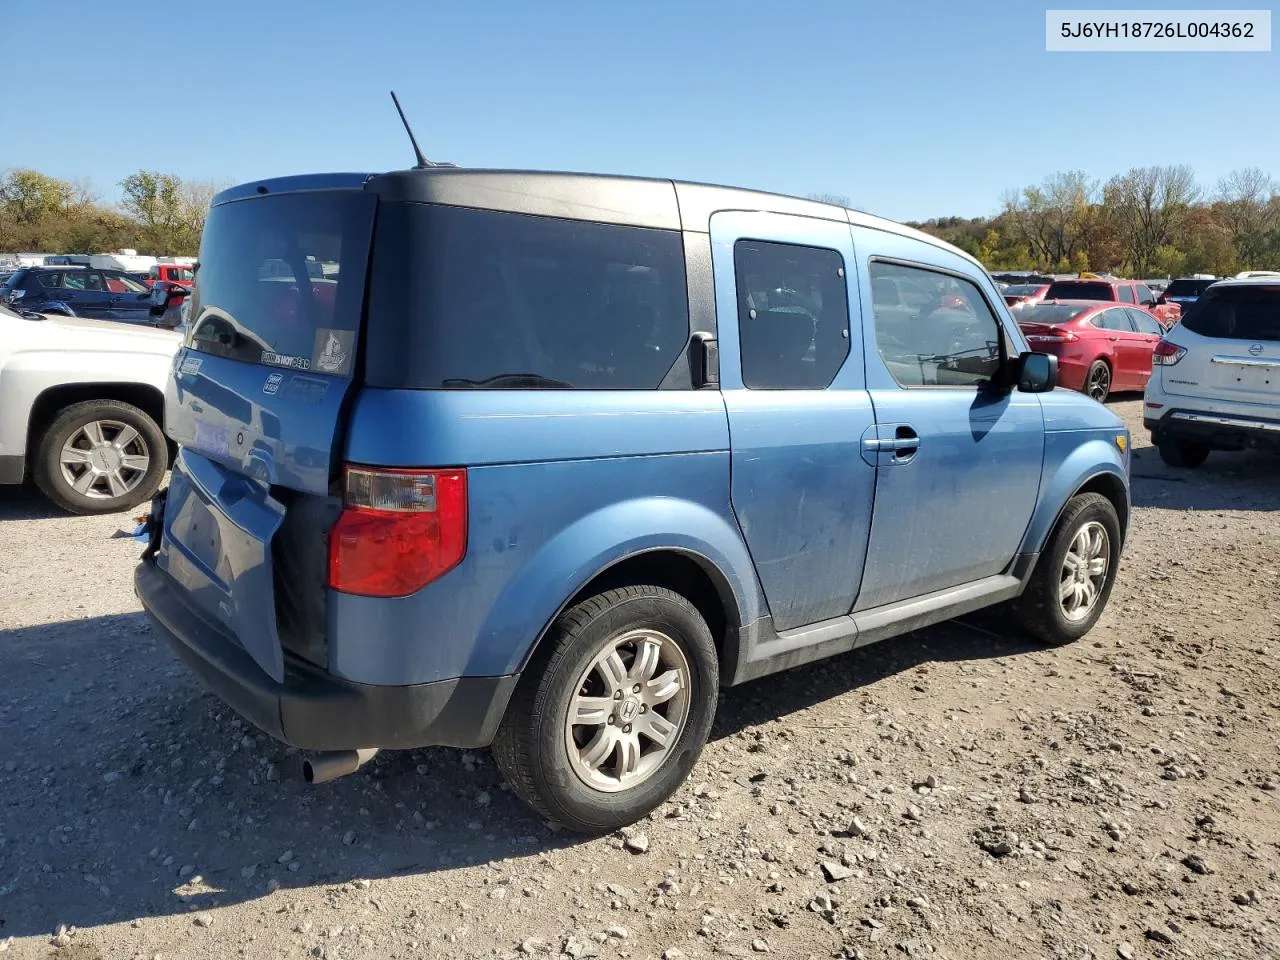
[822, 861, 854, 882]
[623, 833, 649, 854]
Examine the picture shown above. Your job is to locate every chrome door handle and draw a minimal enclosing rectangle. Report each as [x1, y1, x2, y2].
[862, 437, 919, 451]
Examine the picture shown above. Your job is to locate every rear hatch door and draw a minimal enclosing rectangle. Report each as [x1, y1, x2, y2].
[1163, 284, 1280, 405]
[159, 182, 375, 681]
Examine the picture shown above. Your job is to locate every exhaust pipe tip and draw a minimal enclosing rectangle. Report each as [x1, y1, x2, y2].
[302, 748, 379, 785]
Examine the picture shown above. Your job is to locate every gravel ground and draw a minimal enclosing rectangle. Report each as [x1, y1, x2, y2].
[0, 398, 1277, 960]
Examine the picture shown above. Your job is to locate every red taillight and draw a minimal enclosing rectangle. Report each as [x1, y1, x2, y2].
[327, 466, 467, 597]
[1152, 340, 1186, 366]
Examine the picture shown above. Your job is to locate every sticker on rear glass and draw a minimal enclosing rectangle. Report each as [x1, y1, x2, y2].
[312, 328, 354, 376]
[261, 350, 311, 371]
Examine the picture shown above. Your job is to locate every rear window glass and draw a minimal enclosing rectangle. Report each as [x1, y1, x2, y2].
[1181, 285, 1280, 341]
[1045, 281, 1112, 301]
[1003, 284, 1043, 297]
[365, 204, 690, 389]
[186, 191, 376, 375]
[1017, 304, 1089, 325]
[1165, 279, 1216, 298]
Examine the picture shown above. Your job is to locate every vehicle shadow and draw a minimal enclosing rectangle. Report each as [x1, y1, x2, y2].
[0, 485, 66, 521]
[0, 608, 1038, 939]
[1127, 446, 1280, 512]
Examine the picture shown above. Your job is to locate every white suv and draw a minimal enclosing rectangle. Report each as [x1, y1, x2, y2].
[0, 302, 181, 513]
[1144, 278, 1280, 467]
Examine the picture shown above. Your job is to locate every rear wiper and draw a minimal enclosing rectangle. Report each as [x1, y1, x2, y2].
[442, 373, 573, 388]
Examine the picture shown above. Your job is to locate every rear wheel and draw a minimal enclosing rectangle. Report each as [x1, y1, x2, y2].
[492, 585, 718, 833]
[1009, 492, 1120, 646]
[1157, 438, 1210, 468]
[33, 399, 166, 515]
[1084, 360, 1111, 402]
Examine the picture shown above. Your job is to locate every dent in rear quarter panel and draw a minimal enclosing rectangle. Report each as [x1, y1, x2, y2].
[1019, 390, 1129, 556]
[330, 389, 760, 686]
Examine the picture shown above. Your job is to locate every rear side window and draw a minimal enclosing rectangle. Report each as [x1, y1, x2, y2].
[1045, 281, 1111, 301]
[1181, 285, 1280, 341]
[187, 191, 376, 375]
[1117, 285, 1136, 304]
[734, 240, 849, 389]
[365, 204, 689, 389]
[36, 271, 63, 289]
[869, 261, 1003, 387]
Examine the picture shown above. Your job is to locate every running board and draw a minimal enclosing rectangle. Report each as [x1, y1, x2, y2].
[730, 574, 1023, 684]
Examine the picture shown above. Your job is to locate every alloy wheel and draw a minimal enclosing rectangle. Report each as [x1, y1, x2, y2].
[58, 419, 151, 501]
[564, 628, 692, 793]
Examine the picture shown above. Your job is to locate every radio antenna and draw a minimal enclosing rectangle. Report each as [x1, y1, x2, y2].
[390, 90, 433, 169]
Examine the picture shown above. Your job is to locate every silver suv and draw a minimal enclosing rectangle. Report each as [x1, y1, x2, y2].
[1145, 278, 1280, 467]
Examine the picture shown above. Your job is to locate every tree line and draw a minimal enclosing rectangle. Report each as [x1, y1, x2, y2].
[8, 164, 1279, 278]
[908, 165, 1280, 278]
[0, 168, 224, 257]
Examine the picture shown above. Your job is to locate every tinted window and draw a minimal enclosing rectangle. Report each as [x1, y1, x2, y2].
[1117, 285, 1136, 304]
[1128, 310, 1164, 335]
[869, 261, 1003, 387]
[1165, 279, 1216, 298]
[1045, 281, 1112, 301]
[365, 204, 689, 389]
[1135, 284, 1155, 304]
[62, 272, 90, 291]
[734, 240, 849, 390]
[1092, 309, 1133, 332]
[1016, 304, 1090, 325]
[36, 271, 63, 289]
[1003, 284, 1043, 297]
[188, 191, 376, 374]
[1181, 285, 1280, 341]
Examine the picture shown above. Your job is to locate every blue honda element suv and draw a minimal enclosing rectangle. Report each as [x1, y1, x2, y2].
[135, 169, 1131, 832]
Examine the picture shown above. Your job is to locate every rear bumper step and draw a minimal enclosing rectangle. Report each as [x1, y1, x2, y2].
[135, 560, 517, 751]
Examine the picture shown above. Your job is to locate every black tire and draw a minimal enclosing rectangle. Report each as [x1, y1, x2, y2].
[33, 399, 167, 515]
[1008, 492, 1121, 646]
[492, 585, 719, 834]
[1157, 438, 1210, 469]
[1084, 359, 1111, 403]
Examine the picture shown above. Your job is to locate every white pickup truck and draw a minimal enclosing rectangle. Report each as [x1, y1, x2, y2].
[0, 302, 181, 514]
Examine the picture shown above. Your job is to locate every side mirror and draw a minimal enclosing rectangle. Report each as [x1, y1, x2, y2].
[1016, 351, 1057, 393]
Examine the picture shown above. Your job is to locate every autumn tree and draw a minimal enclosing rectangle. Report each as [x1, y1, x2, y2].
[1106, 165, 1200, 276]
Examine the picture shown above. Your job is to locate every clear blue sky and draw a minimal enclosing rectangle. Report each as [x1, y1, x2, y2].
[4, 0, 1276, 221]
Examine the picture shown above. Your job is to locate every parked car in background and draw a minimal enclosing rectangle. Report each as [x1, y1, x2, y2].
[134, 168, 1130, 834]
[1158, 276, 1219, 316]
[1042, 277, 1181, 327]
[1003, 283, 1050, 308]
[1233, 270, 1280, 280]
[1, 266, 158, 323]
[1145, 278, 1280, 467]
[145, 262, 196, 290]
[0, 299, 179, 513]
[1017, 301, 1165, 402]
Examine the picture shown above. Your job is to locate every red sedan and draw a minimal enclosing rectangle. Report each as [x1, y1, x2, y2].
[1017, 300, 1166, 402]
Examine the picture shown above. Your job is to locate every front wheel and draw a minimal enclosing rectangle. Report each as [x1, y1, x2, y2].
[1008, 492, 1121, 646]
[492, 585, 718, 833]
[33, 399, 167, 515]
